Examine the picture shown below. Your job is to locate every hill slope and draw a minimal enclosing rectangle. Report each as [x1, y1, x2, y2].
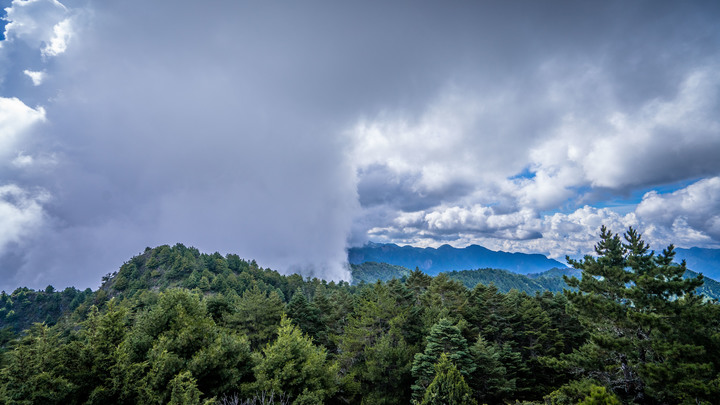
[348, 242, 566, 275]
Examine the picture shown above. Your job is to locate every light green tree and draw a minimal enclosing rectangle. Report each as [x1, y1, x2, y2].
[419, 353, 477, 405]
[252, 316, 338, 404]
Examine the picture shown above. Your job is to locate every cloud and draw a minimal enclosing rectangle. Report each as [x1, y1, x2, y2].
[40, 17, 72, 57]
[349, 60, 720, 251]
[0, 184, 48, 254]
[364, 177, 720, 260]
[636, 177, 720, 243]
[3, 0, 69, 51]
[0, 96, 46, 157]
[23, 69, 45, 85]
[2, 1, 720, 290]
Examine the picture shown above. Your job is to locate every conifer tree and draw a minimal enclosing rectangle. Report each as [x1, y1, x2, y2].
[565, 226, 718, 403]
[0, 324, 75, 404]
[468, 335, 514, 403]
[419, 353, 477, 405]
[252, 316, 338, 404]
[228, 286, 284, 349]
[411, 318, 474, 401]
[286, 288, 322, 340]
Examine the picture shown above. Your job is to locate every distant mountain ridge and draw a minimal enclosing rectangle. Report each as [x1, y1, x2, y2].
[675, 247, 720, 280]
[348, 242, 567, 275]
[349, 262, 720, 300]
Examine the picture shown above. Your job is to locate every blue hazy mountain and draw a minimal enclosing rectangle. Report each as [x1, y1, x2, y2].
[349, 261, 720, 300]
[348, 242, 567, 275]
[675, 247, 720, 280]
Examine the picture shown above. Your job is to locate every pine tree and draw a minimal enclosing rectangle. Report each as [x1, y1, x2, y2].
[468, 335, 514, 403]
[336, 282, 416, 404]
[286, 288, 322, 341]
[565, 226, 719, 403]
[419, 354, 477, 405]
[168, 371, 202, 405]
[252, 316, 338, 403]
[0, 324, 75, 404]
[228, 286, 285, 349]
[411, 318, 474, 401]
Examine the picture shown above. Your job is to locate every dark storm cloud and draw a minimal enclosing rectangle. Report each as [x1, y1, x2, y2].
[1, 0, 720, 290]
[357, 164, 473, 212]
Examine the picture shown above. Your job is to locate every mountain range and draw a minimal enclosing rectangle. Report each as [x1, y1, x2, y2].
[348, 242, 566, 275]
[675, 247, 720, 280]
[349, 242, 720, 279]
[349, 262, 720, 300]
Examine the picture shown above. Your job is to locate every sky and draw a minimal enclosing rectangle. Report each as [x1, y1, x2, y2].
[1, 0, 719, 291]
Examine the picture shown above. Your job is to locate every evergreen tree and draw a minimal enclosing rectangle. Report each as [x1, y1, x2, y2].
[468, 335, 514, 403]
[0, 324, 75, 405]
[168, 371, 202, 405]
[411, 318, 474, 401]
[119, 289, 253, 403]
[227, 286, 284, 349]
[419, 353, 477, 405]
[286, 288, 322, 341]
[577, 385, 621, 405]
[336, 282, 416, 404]
[252, 316, 338, 404]
[565, 226, 718, 403]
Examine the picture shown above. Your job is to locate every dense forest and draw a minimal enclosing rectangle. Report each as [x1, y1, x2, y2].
[1, 227, 719, 404]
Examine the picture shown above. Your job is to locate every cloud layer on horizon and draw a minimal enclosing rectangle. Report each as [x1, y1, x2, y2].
[1, 0, 719, 291]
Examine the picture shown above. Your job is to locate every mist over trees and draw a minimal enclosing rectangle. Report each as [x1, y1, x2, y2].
[1, 228, 719, 404]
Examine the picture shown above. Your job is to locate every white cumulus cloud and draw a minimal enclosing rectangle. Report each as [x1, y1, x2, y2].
[3, 0, 70, 52]
[0, 96, 46, 158]
[23, 69, 46, 85]
[636, 177, 720, 242]
[0, 184, 49, 253]
[41, 17, 72, 58]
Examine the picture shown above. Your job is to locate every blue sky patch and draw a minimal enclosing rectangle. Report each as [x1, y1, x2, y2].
[508, 167, 536, 181]
[0, 0, 10, 41]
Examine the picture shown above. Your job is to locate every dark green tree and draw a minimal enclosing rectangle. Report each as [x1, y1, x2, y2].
[227, 286, 284, 349]
[411, 318, 474, 401]
[286, 288, 322, 341]
[336, 282, 416, 404]
[565, 226, 719, 403]
[468, 335, 514, 403]
[0, 324, 75, 405]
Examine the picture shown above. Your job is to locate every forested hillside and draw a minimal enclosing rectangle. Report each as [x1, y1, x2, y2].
[1, 228, 719, 404]
[351, 261, 720, 299]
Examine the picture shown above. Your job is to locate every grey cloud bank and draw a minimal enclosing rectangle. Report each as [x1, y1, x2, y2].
[1, 0, 719, 291]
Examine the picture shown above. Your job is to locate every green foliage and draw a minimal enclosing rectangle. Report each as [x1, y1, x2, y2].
[286, 288, 322, 341]
[468, 335, 514, 403]
[0, 287, 92, 333]
[445, 268, 570, 294]
[0, 234, 718, 404]
[577, 385, 621, 405]
[565, 226, 720, 403]
[168, 371, 202, 405]
[411, 318, 474, 400]
[350, 262, 412, 285]
[336, 281, 418, 404]
[545, 379, 613, 405]
[252, 316, 338, 404]
[419, 353, 477, 405]
[120, 289, 253, 403]
[0, 324, 75, 404]
[227, 286, 284, 349]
